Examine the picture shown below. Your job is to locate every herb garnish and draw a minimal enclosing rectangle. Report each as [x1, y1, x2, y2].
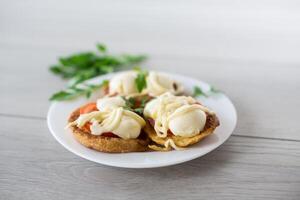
[193, 85, 221, 98]
[49, 43, 146, 101]
[50, 80, 109, 101]
[122, 96, 150, 115]
[134, 67, 148, 92]
[193, 86, 208, 97]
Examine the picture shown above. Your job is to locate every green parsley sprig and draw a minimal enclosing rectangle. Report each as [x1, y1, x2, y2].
[50, 80, 109, 101]
[122, 96, 150, 115]
[49, 43, 147, 101]
[50, 44, 146, 87]
[193, 85, 221, 98]
[134, 67, 148, 92]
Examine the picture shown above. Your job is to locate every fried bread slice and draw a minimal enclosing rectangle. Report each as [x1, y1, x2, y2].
[68, 105, 149, 153]
[144, 113, 219, 149]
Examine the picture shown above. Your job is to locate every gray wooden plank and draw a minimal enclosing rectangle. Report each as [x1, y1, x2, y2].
[1, 0, 300, 63]
[0, 116, 299, 200]
[0, 45, 64, 119]
[1, 45, 300, 140]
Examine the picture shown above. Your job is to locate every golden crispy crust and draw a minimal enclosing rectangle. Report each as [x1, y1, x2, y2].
[144, 113, 220, 148]
[68, 106, 149, 153]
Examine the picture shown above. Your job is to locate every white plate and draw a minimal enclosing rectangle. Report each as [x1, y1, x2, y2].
[47, 72, 237, 168]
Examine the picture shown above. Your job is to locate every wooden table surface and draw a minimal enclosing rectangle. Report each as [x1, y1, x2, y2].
[1, 1, 300, 199]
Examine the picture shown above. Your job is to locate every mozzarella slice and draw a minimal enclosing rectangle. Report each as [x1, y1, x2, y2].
[67, 105, 146, 139]
[169, 108, 206, 137]
[143, 92, 209, 138]
[87, 108, 145, 139]
[97, 96, 125, 111]
[146, 72, 182, 96]
[109, 71, 138, 95]
[109, 71, 183, 96]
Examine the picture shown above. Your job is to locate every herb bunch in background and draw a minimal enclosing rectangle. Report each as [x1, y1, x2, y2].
[50, 44, 146, 87]
[49, 44, 147, 101]
[49, 80, 109, 101]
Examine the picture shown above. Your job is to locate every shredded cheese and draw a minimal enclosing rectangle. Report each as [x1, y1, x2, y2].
[66, 107, 146, 139]
[144, 92, 211, 138]
[164, 139, 186, 151]
[146, 72, 183, 96]
[148, 139, 186, 151]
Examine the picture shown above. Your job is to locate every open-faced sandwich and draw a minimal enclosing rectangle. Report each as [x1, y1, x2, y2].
[67, 96, 149, 153]
[143, 92, 220, 151]
[66, 70, 219, 153]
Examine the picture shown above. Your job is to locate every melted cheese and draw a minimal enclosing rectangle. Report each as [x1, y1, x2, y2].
[68, 107, 145, 139]
[108, 71, 183, 96]
[109, 71, 139, 95]
[144, 92, 211, 137]
[164, 139, 185, 150]
[96, 96, 125, 111]
[146, 72, 183, 96]
[148, 139, 185, 151]
[169, 106, 206, 137]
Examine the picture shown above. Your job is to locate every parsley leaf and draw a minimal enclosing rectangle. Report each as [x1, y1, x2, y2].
[133, 108, 144, 115]
[122, 96, 151, 116]
[122, 96, 135, 109]
[50, 80, 109, 101]
[193, 85, 221, 98]
[210, 86, 221, 93]
[49, 44, 146, 84]
[135, 68, 148, 92]
[193, 86, 208, 97]
[96, 43, 107, 53]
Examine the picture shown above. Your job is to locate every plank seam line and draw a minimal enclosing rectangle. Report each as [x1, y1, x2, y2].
[0, 113, 46, 120]
[1, 41, 300, 67]
[1, 113, 299, 143]
[233, 134, 300, 142]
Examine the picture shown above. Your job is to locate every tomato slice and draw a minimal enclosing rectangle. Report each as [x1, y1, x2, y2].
[82, 124, 119, 138]
[167, 130, 174, 136]
[102, 132, 119, 138]
[79, 103, 97, 132]
[80, 102, 98, 114]
[79, 102, 119, 138]
[148, 118, 155, 126]
[82, 122, 92, 132]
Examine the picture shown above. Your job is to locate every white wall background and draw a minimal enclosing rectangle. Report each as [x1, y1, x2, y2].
[1, 0, 300, 63]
